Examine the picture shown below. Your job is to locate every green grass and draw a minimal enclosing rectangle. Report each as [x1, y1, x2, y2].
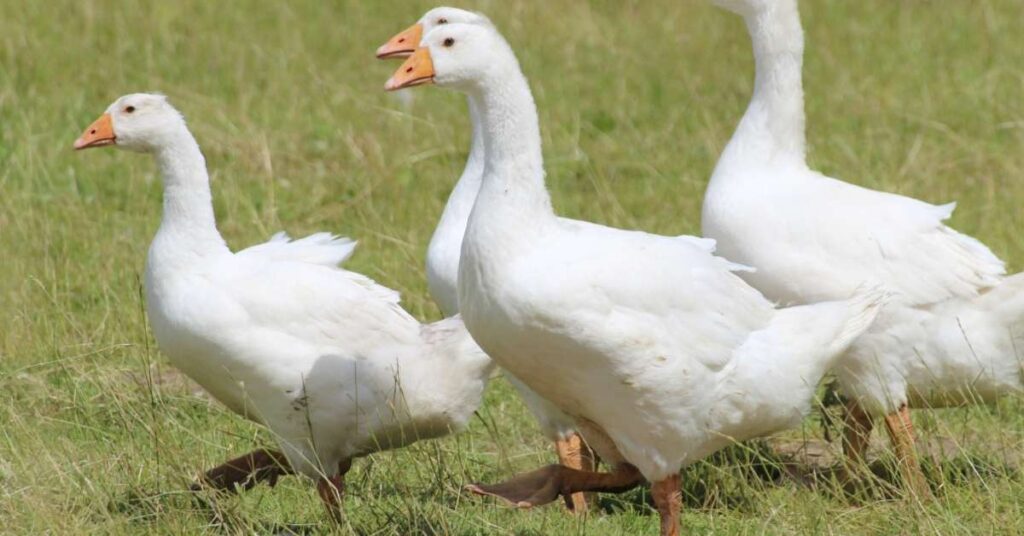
[2, 0, 1023, 533]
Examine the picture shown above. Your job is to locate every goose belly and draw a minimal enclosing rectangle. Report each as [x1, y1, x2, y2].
[460, 304, 720, 481]
[147, 314, 352, 476]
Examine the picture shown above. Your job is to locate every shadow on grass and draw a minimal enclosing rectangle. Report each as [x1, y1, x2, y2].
[769, 435, 1020, 504]
[105, 436, 1021, 534]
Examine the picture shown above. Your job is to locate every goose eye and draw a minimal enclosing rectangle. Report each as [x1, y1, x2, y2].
[443, 37, 455, 47]
[438, 18, 448, 24]
[125, 106, 136, 113]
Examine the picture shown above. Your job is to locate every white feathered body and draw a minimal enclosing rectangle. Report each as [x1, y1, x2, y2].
[459, 204, 882, 480]
[87, 93, 496, 483]
[146, 231, 494, 478]
[437, 30, 886, 481]
[703, 0, 1024, 417]
[704, 152, 1024, 416]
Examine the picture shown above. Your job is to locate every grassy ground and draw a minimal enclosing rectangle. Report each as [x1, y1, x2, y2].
[2, 0, 1023, 533]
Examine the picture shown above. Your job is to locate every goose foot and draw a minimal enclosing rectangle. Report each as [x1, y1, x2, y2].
[555, 432, 600, 513]
[466, 463, 642, 511]
[651, 473, 681, 536]
[190, 448, 292, 493]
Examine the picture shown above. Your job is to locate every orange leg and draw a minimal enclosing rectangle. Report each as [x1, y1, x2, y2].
[191, 448, 292, 492]
[316, 459, 352, 523]
[882, 404, 932, 499]
[466, 462, 643, 510]
[555, 432, 599, 512]
[651, 473, 681, 536]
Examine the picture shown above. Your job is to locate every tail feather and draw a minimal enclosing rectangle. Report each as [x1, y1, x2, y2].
[412, 315, 497, 432]
[827, 285, 889, 356]
[750, 284, 886, 370]
[970, 272, 1024, 321]
[420, 315, 494, 376]
[721, 285, 886, 436]
[239, 232, 358, 267]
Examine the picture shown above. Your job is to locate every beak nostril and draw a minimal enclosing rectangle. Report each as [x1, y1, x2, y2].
[406, 67, 413, 73]
[90, 129, 96, 134]
[398, 38, 405, 43]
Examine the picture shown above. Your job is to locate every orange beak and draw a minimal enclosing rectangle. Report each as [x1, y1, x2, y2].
[385, 48, 435, 91]
[376, 23, 423, 59]
[74, 113, 116, 150]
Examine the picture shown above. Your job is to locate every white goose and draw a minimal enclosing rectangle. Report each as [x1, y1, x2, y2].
[386, 23, 884, 535]
[74, 94, 496, 519]
[376, 6, 597, 511]
[703, 0, 1024, 496]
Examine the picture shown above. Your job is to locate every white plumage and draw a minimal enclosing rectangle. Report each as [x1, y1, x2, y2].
[395, 25, 884, 528]
[77, 94, 495, 502]
[702, 0, 1024, 419]
[386, 8, 585, 448]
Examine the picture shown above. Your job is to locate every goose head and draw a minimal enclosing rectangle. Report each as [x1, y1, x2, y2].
[376, 7, 491, 59]
[385, 23, 513, 92]
[74, 93, 186, 153]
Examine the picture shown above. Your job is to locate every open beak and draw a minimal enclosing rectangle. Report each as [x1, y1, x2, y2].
[376, 23, 423, 59]
[385, 48, 435, 91]
[74, 113, 116, 150]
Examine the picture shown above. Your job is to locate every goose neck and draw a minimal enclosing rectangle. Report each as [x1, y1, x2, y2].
[734, 0, 807, 160]
[464, 95, 485, 180]
[467, 66, 553, 223]
[435, 96, 486, 233]
[150, 130, 228, 263]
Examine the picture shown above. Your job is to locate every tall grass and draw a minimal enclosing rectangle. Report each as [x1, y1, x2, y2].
[1, 0, 1022, 533]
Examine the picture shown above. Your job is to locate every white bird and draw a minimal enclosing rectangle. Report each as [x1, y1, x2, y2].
[386, 23, 884, 535]
[73, 94, 496, 519]
[702, 0, 1024, 496]
[376, 6, 599, 511]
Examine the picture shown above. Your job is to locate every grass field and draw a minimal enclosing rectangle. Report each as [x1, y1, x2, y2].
[2, 0, 1024, 533]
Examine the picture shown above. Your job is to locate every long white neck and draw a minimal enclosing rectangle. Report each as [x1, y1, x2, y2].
[435, 97, 487, 232]
[462, 95, 486, 195]
[148, 129, 229, 271]
[726, 0, 807, 162]
[425, 96, 485, 310]
[463, 60, 555, 252]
